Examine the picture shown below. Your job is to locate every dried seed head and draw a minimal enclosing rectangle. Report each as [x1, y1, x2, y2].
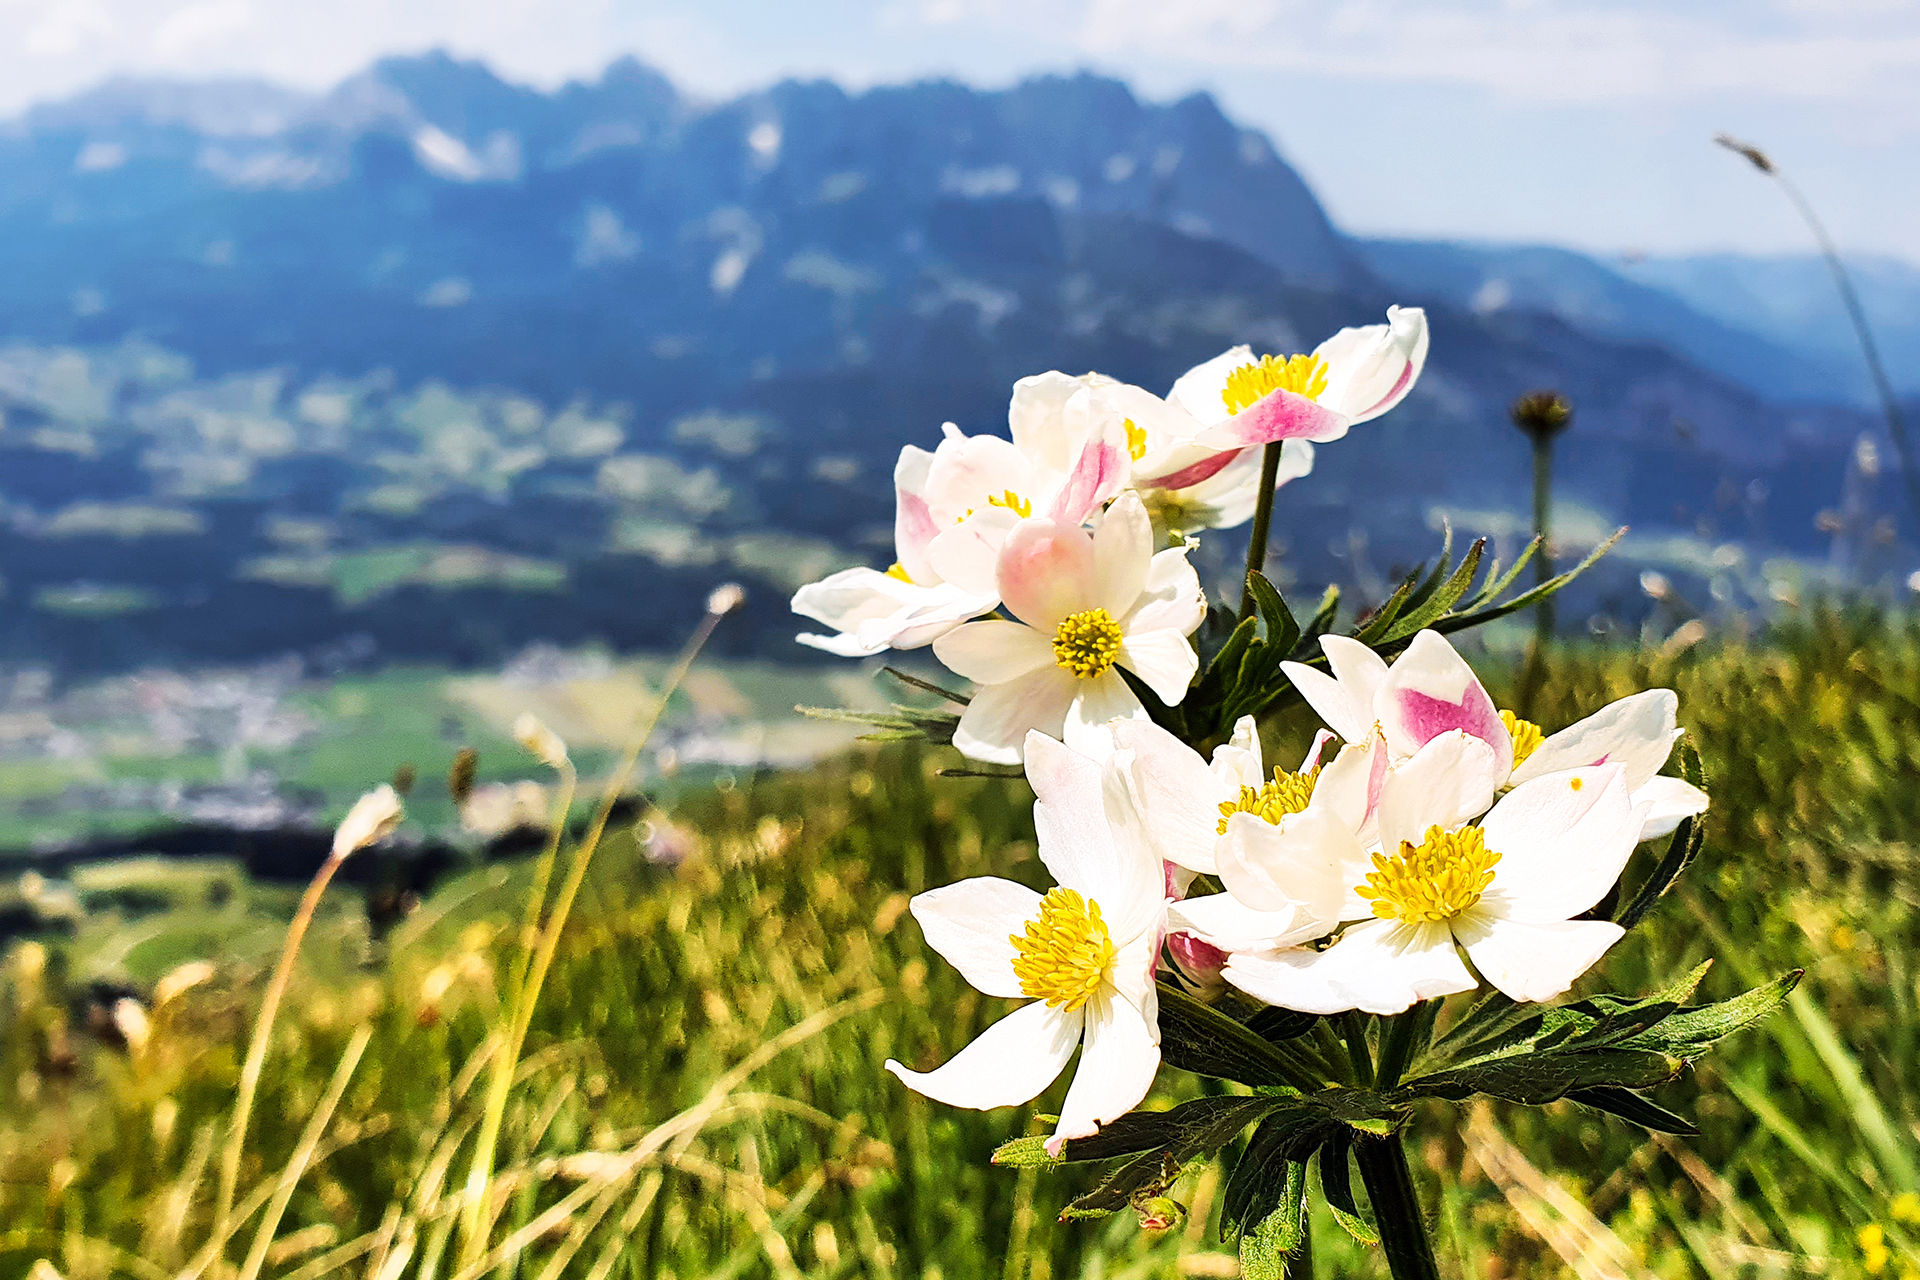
[448, 747, 479, 805]
[513, 713, 570, 771]
[332, 784, 404, 859]
[707, 582, 746, 615]
[1713, 132, 1774, 174]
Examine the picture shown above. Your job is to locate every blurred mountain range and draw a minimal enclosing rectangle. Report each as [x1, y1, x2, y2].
[0, 52, 1911, 675]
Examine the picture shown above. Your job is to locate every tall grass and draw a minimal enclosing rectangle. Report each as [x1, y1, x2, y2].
[0, 609, 1916, 1278]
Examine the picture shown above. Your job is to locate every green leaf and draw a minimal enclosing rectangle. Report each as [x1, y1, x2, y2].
[1221, 1111, 1332, 1241]
[1402, 1047, 1683, 1105]
[1379, 537, 1489, 641]
[1618, 969, 1803, 1056]
[1049, 1094, 1279, 1165]
[1617, 812, 1704, 931]
[1296, 585, 1342, 654]
[1318, 1133, 1379, 1245]
[1433, 527, 1624, 637]
[1247, 571, 1300, 655]
[880, 665, 971, 704]
[1569, 1085, 1700, 1136]
[1236, 1160, 1309, 1280]
[1157, 982, 1318, 1090]
[1059, 1149, 1171, 1220]
[989, 1135, 1058, 1168]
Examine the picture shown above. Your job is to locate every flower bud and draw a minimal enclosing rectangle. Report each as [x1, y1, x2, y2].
[1136, 1196, 1185, 1231]
[332, 784, 404, 859]
[1166, 932, 1229, 1001]
[1509, 390, 1573, 442]
[707, 582, 746, 615]
[513, 713, 570, 770]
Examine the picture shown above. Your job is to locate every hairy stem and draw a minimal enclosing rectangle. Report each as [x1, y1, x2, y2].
[1239, 441, 1287, 618]
[1353, 1133, 1442, 1280]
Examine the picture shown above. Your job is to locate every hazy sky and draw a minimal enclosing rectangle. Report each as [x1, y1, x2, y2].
[4, 0, 1918, 261]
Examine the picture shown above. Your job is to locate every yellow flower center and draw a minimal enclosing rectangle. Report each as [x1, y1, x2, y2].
[1010, 887, 1116, 1011]
[1500, 710, 1543, 766]
[1217, 765, 1322, 834]
[1356, 825, 1501, 923]
[1221, 354, 1329, 415]
[1124, 417, 1148, 461]
[885, 562, 913, 582]
[1052, 608, 1123, 679]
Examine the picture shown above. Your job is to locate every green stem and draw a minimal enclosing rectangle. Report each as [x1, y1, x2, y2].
[1372, 1009, 1424, 1092]
[1239, 441, 1286, 619]
[1530, 432, 1554, 647]
[1338, 1012, 1375, 1088]
[1284, 1205, 1314, 1280]
[1352, 1133, 1441, 1280]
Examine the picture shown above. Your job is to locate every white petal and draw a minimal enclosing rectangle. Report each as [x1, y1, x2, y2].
[1209, 715, 1265, 791]
[933, 619, 1054, 684]
[909, 877, 1042, 999]
[1312, 305, 1428, 425]
[1216, 809, 1354, 925]
[1321, 635, 1391, 723]
[1512, 689, 1682, 791]
[1162, 439, 1315, 531]
[996, 518, 1099, 631]
[886, 999, 1081, 1110]
[894, 445, 941, 583]
[1376, 630, 1512, 775]
[1109, 719, 1226, 874]
[1279, 661, 1372, 746]
[1116, 630, 1198, 706]
[1311, 730, 1386, 844]
[1048, 418, 1130, 525]
[1097, 752, 1177, 943]
[1028, 727, 1129, 903]
[1633, 775, 1710, 841]
[1008, 370, 1094, 474]
[923, 432, 1033, 524]
[1093, 492, 1153, 618]
[1167, 345, 1251, 425]
[1227, 919, 1475, 1015]
[1050, 987, 1160, 1155]
[1124, 546, 1206, 636]
[1374, 731, 1503, 852]
[926, 507, 1023, 598]
[951, 669, 1078, 764]
[1168, 892, 1329, 952]
[1061, 671, 1148, 758]
[1477, 765, 1642, 923]
[1456, 913, 1624, 1004]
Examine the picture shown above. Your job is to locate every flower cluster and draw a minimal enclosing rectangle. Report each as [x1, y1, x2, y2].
[792, 309, 1783, 1272]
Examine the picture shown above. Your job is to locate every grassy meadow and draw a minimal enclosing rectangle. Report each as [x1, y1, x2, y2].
[0, 609, 1917, 1279]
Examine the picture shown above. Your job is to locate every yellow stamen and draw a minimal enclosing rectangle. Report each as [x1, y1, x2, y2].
[1010, 887, 1116, 1011]
[1124, 417, 1148, 461]
[1221, 353, 1329, 415]
[1217, 765, 1322, 834]
[885, 562, 913, 583]
[958, 489, 1033, 522]
[1500, 710, 1544, 767]
[1356, 825, 1501, 924]
[1052, 608, 1123, 679]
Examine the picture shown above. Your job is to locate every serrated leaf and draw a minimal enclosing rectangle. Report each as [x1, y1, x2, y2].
[1051, 1094, 1279, 1165]
[1221, 1111, 1331, 1240]
[1296, 585, 1342, 652]
[1319, 1134, 1379, 1245]
[1461, 537, 1538, 612]
[1433, 527, 1624, 636]
[1618, 970, 1803, 1055]
[990, 1135, 1059, 1168]
[1401, 1047, 1683, 1105]
[1157, 982, 1318, 1089]
[1247, 571, 1298, 650]
[1569, 1086, 1700, 1136]
[1381, 538, 1489, 641]
[1616, 813, 1704, 931]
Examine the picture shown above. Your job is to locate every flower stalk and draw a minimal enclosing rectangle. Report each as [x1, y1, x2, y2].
[1353, 1134, 1442, 1280]
[1240, 440, 1287, 619]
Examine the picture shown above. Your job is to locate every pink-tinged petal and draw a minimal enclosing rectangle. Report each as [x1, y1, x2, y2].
[1312, 306, 1428, 425]
[996, 518, 1099, 631]
[1161, 440, 1315, 531]
[1191, 388, 1349, 448]
[885, 999, 1080, 1110]
[1512, 689, 1682, 790]
[1124, 548, 1205, 637]
[908, 877, 1043, 999]
[1225, 919, 1475, 1015]
[1049, 988, 1159, 1156]
[1048, 426, 1130, 525]
[1008, 370, 1094, 473]
[1060, 671, 1147, 759]
[923, 432, 1032, 526]
[1299, 729, 1337, 773]
[951, 668, 1078, 764]
[926, 506, 1022, 598]
[1168, 892, 1328, 953]
[1110, 719, 1226, 874]
[1091, 378, 1208, 456]
[1477, 765, 1642, 923]
[1373, 731, 1504, 854]
[1166, 931, 1229, 992]
[1377, 630, 1512, 775]
[1167, 344, 1254, 424]
[1633, 775, 1709, 841]
[1116, 630, 1198, 707]
[1093, 492, 1153, 618]
[1139, 445, 1241, 491]
[1307, 729, 1385, 846]
[894, 445, 940, 583]
[1455, 913, 1623, 1005]
[1216, 808, 1354, 923]
[1028, 727, 1126, 897]
[933, 619, 1054, 684]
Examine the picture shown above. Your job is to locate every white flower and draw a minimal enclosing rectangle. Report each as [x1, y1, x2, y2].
[793, 444, 999, 656]
[1282, 629, 1708, 841]
[1225, 751, 1648, 1015]
[885, 731, 1168, 1155]
[1088, 307, 1427, 529]
[932, 493, 1204, 763]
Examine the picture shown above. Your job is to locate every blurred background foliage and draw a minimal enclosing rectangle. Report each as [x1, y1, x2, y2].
[0, 608, 1915, 1278]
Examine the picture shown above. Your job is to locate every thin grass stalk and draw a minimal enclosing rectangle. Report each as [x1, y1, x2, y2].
[454, 603, 732, 1266]
[211, 845, 353, 1242]
[237, 1024, 374, 1280]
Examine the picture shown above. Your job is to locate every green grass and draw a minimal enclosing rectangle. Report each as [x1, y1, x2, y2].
[0, 610, 1916, 1278]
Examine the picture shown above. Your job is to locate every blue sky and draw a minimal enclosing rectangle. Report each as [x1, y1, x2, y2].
[4, 0, 1917, 261]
